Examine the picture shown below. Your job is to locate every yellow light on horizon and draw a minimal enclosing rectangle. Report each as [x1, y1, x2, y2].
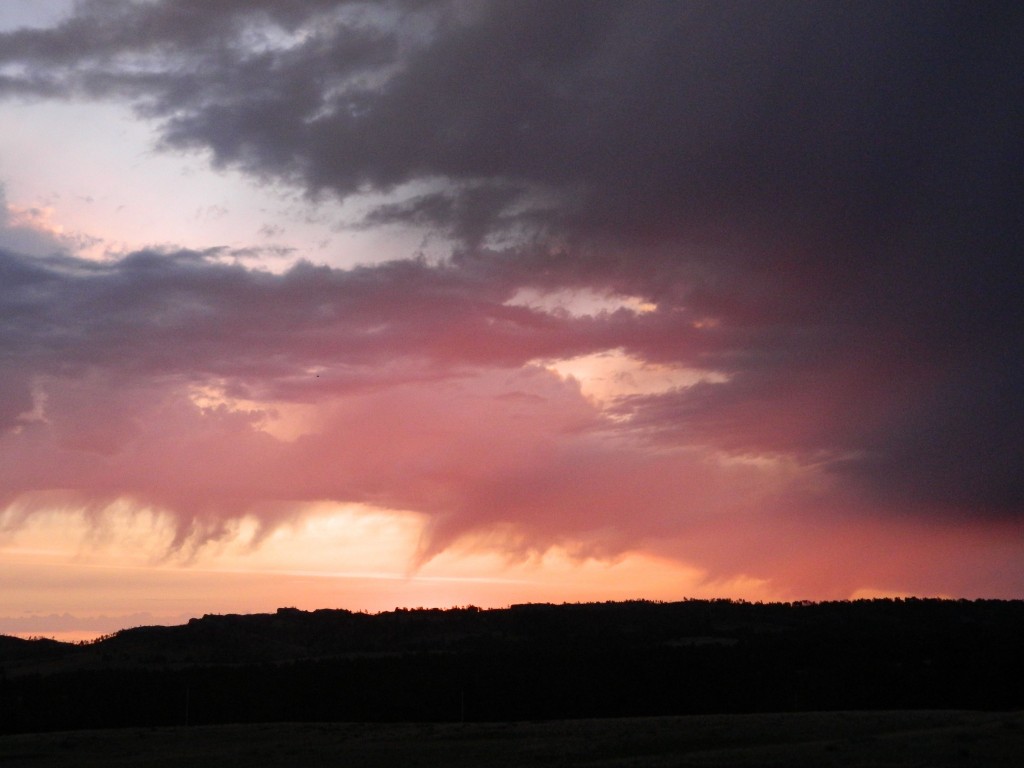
[0, 497, 785, 642]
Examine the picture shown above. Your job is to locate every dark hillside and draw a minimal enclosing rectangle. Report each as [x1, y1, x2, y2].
[1, 599, 1022, 733]
[0, 635, 69, 665]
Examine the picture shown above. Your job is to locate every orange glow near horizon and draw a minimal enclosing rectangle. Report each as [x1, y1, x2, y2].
[2, 496, 1022, 643]
[0, 500, 788, 641]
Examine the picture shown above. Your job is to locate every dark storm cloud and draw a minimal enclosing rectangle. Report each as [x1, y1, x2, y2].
[1, 0, 1022, 522]
[0, 245, 647, 422]
[0, 244, 782, 567]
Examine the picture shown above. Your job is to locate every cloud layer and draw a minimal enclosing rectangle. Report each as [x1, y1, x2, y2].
[1, 1, 1022, 597]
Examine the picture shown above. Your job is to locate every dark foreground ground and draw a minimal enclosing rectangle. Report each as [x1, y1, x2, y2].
[0, 710, 1021, 768]
[5, 601, 1024, 732]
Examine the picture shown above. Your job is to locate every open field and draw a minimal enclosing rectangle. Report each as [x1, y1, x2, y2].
[1, 710, 1021, 767]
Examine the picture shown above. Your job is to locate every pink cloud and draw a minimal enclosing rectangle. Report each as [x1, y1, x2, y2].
[0, 243, 1021, 600]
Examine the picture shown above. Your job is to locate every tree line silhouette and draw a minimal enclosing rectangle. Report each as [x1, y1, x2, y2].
[1, 598, 1022, 733]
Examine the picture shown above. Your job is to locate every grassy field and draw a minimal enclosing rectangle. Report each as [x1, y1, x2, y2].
[1, 710, 1022, 767]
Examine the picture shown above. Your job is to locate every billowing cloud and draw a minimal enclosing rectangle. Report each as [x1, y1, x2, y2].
[0, 1, 1021, 598]
[0, 184, 70, 256]
[0, 246, 762, 557]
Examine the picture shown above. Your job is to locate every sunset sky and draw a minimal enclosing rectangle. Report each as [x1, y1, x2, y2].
[1, 0, 1022, 640]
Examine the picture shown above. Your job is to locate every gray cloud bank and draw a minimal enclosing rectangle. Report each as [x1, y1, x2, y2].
[0, 1, 1022, 583]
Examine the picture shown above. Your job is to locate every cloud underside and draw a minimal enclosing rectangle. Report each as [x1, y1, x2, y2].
[1, 0, 1022, 595]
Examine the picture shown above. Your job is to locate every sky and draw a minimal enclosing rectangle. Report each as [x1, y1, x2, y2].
[1, 0, 1022, 640]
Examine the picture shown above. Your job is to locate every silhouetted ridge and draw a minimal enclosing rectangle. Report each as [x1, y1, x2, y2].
[2, 599, 1022, 733]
